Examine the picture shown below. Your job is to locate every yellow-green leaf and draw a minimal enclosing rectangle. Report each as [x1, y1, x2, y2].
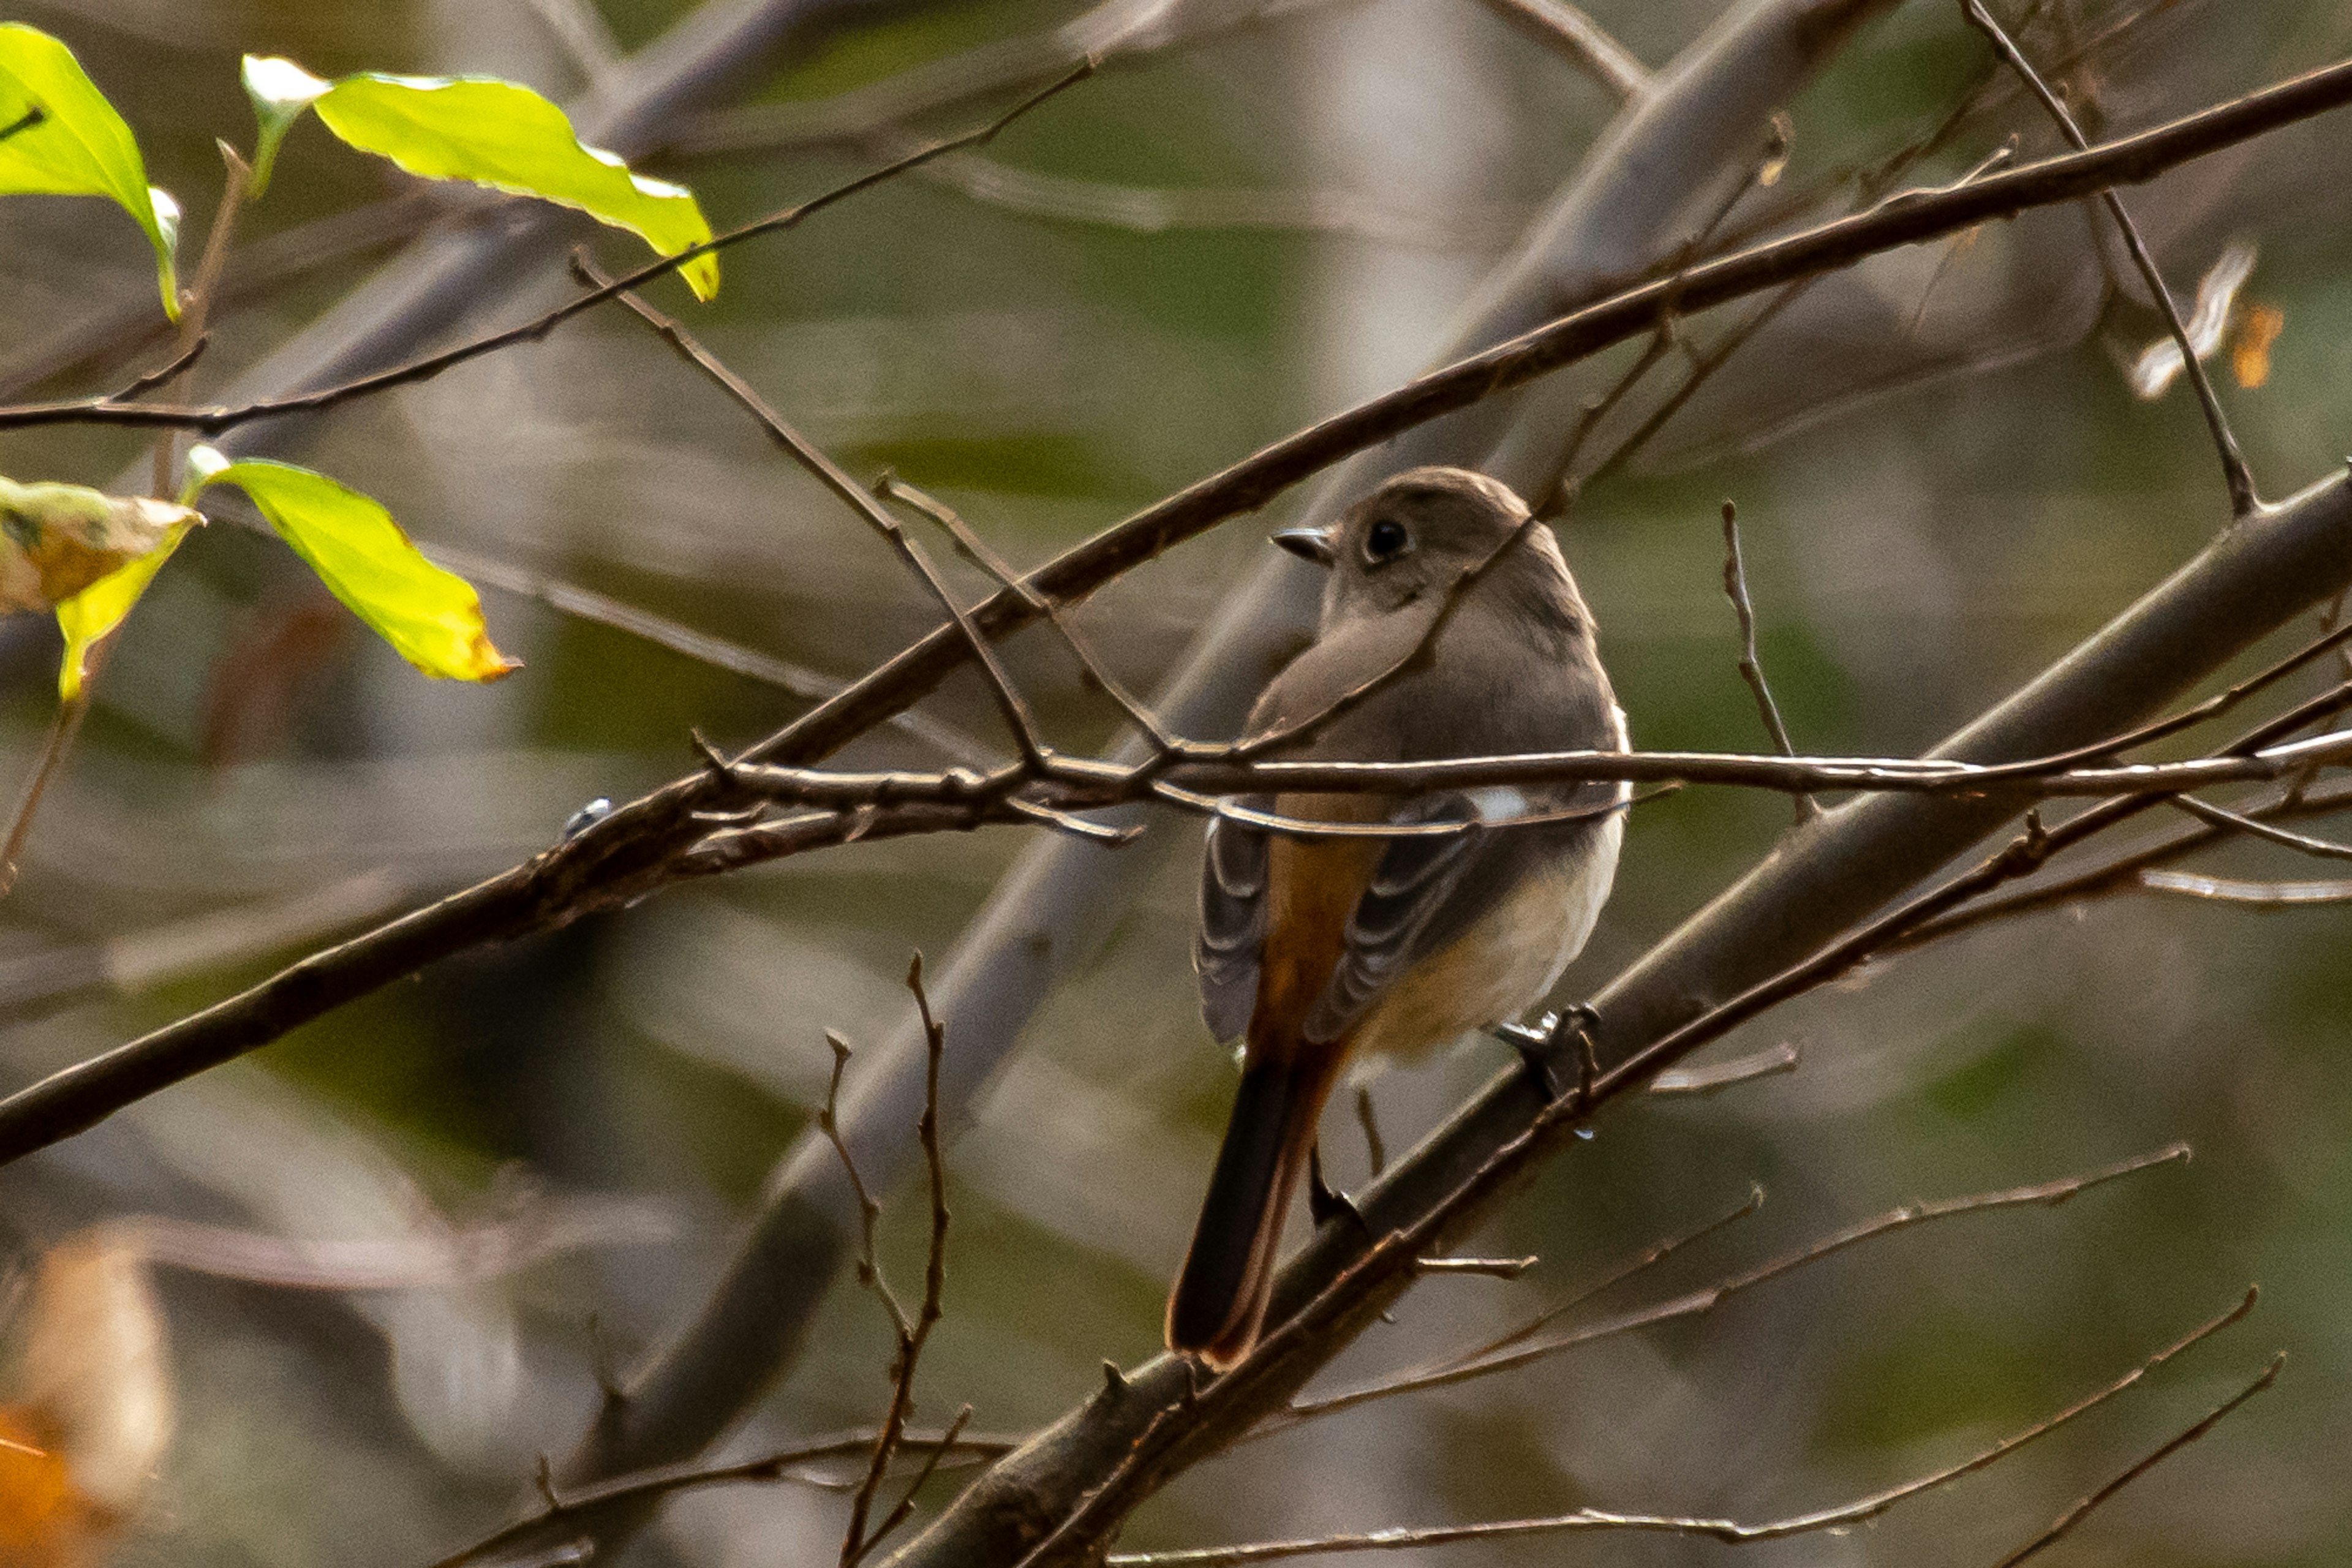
[238, 56, 717, 299]
[0, 24, 180, 318]
[0, 475, 195, 616]
[55, 518, 192, 701]
[187, 447, 516, 683]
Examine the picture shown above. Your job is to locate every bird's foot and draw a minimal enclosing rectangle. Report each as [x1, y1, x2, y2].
[1493, 1004, 1602, 1106]
[1307, 1143, 1368, 1234]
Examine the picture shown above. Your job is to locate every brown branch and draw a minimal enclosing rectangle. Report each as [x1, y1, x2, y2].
[1647, 1039, 1801, 1096]
[425, 1428, 1016, 1568]
[0, 63, 1098, 437]
[1719, 500, 1815, 823]
[424, 542, 999, 767]
[1280, 1145, 2186, 1426]
[873, 477, 1181, 755]
[1107, 1289, 2255, 1567]
[841, 957, 956, 1567]
[0, 49, 2341, 473]
[1472, 0, 1651, 99]
[1959, 0, 2258, 516]
[1989, 1355, 2283, 1567]
[2140, 868, 2352, 905]
[579, 260, 1052, 769]
[2168, 792, 2352, 861]
[717, 720, 2352, 817]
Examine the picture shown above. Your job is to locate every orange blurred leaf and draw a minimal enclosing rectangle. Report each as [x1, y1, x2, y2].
[2233, 303, 2283, 388]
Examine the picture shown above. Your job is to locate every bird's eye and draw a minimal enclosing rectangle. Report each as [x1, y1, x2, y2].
[1364, 518, 1410, 562]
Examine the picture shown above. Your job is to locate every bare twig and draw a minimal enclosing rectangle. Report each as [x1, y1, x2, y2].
[3, 143, 258, 899]
[426, 542, 998, 767]
[110, 336, 210, 401]
[1719, 501, 1815, 823]
[840, 957, 956, 1567]
[426, 1427, 1016, 1568]
[1283, 1145, 2187, 1425]
[2139, 868, 2352, 905]
[2168, 792, 2352, 861]
[0, 66, 1096, 438]
[521, 0, 623, 83]
[1959, 0, 2258, 516]
[580, 259, 1053, 771]
[875, 476, 1182, 755]
[1647, 1039, 1801, 1096]
[1990, 1355, 2283, 1567]
[896, 147, 1530, 252]
[1111, 1290, 2255, 1566]
[1472, 0, 1651, 99]
[2, 53, 2346, 464]
[1412, 1255, 1538, 1278]
[1352, 1086, 1386, 1178]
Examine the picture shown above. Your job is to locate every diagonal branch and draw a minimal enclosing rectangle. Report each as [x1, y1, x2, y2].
[578, 258, 1052, 767]
[1092, 1290, 2258, 1568]
[1959, 0, 2258, 516]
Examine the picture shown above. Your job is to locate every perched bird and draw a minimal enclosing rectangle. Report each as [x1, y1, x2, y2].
[1167, 466, 1628, 1369]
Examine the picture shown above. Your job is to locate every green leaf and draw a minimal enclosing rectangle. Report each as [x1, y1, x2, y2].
[238, 56, 718, 299]
[186, 446, 517, 683]
[55, 519, 193, 701]
[0, 24, 180, 318]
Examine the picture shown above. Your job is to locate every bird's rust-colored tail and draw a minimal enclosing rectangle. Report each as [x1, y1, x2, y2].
[1165, 1047, 1343, 1369]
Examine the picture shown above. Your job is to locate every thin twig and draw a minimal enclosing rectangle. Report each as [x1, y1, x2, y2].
[1281, 1145, 2186, 1425]
[875, 476, 1183, 755]
[0, 703, 91, 898]
[1989, 1354, 2283, 1567]
[1647, 1039, 1801, 1096]
[0, 141, 255, 900]
[1413, 1255, 1538, 1278]
[578, 259, 1054, 770]
[1471, 0, 1651, 99]
[841, 957, 957, 1567]
[110, 336, 209, 401]
[1719, 501, 1815, 823]
[2168, 793, 2352, 861]
[1959, 0, 2258, 516]
[426, 1427, 1016, 1568]
[427, 541, 997, 767]
[0, 105, 42, 144]
[1112, 1289, 2255, 1566]
[1531, 318, 1679, 521]
[1353, 1086, 1386, 1179]
[0, 64, 1098, 437]
[2140, 868, 2352, 905]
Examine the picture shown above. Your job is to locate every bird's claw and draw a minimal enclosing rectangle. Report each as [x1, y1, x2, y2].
[1307, 1143, 1368, 1234]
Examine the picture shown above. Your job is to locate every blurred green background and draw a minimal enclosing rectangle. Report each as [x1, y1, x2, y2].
[6, 0, 2352, 1563]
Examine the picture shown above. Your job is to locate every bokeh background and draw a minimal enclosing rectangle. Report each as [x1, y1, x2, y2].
[5, 0, 2352, 1562]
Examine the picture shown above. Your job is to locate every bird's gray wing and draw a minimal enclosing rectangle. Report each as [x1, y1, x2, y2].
[1303, 790, 1610, 1046]
[1195, 801, 1271, 1042]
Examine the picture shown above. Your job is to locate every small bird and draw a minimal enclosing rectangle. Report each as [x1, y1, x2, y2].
[1167, 466, 1628, 1369]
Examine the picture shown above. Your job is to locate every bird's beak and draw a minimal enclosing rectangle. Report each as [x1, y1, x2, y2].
[1272, 526, 1336, 567]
